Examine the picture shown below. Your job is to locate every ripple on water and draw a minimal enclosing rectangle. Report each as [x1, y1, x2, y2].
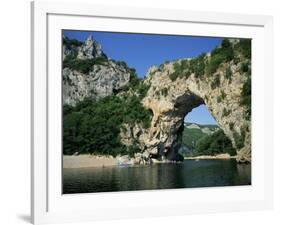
[63, 159, 251, 194]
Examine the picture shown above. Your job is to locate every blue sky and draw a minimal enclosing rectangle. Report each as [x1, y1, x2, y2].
[63, 30, 220, 125]
[184, 105, 217, 125]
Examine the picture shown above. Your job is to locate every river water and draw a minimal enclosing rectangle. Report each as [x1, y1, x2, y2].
[63, 159, 251, 194]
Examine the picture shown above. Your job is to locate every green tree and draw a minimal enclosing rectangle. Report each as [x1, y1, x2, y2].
[63, 94, 152, 156]
[194, 130, 236, 156]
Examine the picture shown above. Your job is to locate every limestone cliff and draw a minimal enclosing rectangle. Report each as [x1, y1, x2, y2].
[63, 35, 104, 60]
[62, 35, 131, 106]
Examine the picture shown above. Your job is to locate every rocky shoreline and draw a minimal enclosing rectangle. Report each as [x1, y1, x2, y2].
[63, 153, 240, 169]
[184, 153, 236, 160]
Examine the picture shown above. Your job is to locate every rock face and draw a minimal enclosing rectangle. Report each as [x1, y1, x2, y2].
[63, 35, 104, 61]
[63, 62, 131, 106]
[62, 36, 131, 106]
[77, 35, 103, 60]
[120, 41, 251, 163]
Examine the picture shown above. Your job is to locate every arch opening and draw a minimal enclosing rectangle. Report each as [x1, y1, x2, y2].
[178, 104, 235, 158]
[148, 89, 239, 162]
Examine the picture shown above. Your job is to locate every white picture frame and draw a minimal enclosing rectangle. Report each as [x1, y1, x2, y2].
[31, 1, 273, 224]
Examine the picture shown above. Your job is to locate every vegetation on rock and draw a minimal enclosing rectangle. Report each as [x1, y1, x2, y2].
[63, 56, 108, 73]
[63, 36, 83, 49]
[120, 68, 150, 99]
[205, 39, 234, 76]
[169, 53, 206, 81]
[168, 38, 251, 84]
[235, 39, 251, 59]
[233, 124, 249, 149]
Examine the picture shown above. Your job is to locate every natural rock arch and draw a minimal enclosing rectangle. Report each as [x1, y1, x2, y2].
[62, 35, 251, 163]
[121, 50, 251, 163]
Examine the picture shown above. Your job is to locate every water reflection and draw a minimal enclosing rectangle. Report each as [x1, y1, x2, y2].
[63, 159, 251, 194]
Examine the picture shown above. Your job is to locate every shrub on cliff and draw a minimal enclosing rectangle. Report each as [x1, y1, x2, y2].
[189, 53, 206, 78]
[205, 39, 234, 76]
[235, 39, 251, 59]
[120, 69, 150, 99]
[169, 54, 206, 81]
[225, 66, 232, 81]
[240, 77, 251, 119]
[233, 125, 248, 149]
[63, 36, 83, 49]
[63, 56, 108, 73]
